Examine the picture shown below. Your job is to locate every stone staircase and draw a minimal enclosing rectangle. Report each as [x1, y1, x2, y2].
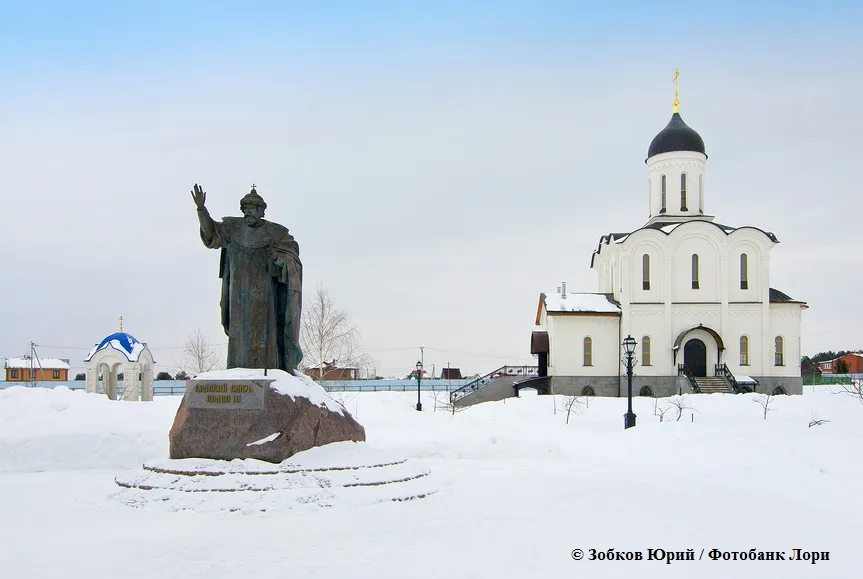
[450, 365, 539, 407]
[693, 376, 733, 394]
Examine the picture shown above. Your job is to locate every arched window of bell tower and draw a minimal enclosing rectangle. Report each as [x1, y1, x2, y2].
[680, 173, 688, 211]
[698, 174, 704, 213]
[660, 175, 666, 213]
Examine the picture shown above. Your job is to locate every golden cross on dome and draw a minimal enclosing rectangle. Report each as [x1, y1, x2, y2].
[119, 315, 124, 332]
[673, 68, 680, 113]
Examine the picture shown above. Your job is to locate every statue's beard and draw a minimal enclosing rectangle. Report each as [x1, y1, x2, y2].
[244, 215, 263, 227]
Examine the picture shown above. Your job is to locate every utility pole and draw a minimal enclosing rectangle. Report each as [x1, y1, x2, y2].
[29, 341, 42, 387]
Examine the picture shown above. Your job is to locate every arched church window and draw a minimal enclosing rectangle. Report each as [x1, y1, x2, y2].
[583, 337, 592, 367]
[581, 385, 595, 396]
[642, 254, 650, 290]
[639, 386, 654, 397]
[774, 336, 784, 366]
[641, 336, 651, 366]
[740, 336, 749, 366]
[660, 175, 667, 213]
[680, 173, 688, 211]
[740, 254, 748, 290]
[691, 254, 700, 289]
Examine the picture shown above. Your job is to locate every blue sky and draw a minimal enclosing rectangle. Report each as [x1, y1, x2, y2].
[3, 1, 860, 75]
[1, 1, 862, 376]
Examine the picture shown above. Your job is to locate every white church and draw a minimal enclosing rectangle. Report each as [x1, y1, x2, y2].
[531, 78, 807, 397]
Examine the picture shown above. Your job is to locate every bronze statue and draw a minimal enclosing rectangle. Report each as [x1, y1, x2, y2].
[192, 184, 303, 372]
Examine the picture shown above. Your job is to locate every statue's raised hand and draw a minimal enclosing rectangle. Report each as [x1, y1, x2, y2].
[191, 184, 207, 210]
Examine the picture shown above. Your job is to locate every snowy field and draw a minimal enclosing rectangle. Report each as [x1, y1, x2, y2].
[1, 385, 861, 579]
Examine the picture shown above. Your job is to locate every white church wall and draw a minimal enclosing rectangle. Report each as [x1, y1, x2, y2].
[625, 307, 669, 376]
[671, 232, 721, 303]
[766, 306, 803, 378]
[726, 229, 774, 303]
[728, 241, 762, 303]
[628, 236, 666, 304]
[725, 307, 765, 377]
[546, 314, 620, 377]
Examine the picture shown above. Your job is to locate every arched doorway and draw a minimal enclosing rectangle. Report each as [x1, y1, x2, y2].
[684, 339, 707, 377]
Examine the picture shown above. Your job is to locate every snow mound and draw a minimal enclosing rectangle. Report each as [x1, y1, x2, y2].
[0, 385, 178, 472]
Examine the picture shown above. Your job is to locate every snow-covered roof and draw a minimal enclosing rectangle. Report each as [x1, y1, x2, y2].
[85, 332, 149, 363]
[734, 375, 758, 384]
[543, 292, 621, 314]
[5, 357, 70, 370]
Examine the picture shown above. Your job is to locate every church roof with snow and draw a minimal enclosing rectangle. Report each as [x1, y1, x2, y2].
[85, 332, 150, 363]
[537, 292, 621, 324]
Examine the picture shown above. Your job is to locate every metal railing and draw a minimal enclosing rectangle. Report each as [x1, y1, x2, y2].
[450, 365, 538, 402]
[714, 363, 746, 393]
[677, 363, 700, 393]
[0, 379, 471, 396]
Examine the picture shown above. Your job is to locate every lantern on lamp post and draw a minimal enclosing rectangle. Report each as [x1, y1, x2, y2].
[623, 335, 637, 429]
[415, 361, 423, 411]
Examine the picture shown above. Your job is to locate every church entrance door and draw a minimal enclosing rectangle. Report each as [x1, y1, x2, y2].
[684, 339, 707, 377]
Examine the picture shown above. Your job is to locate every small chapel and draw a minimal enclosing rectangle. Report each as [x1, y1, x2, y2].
[531, 72, 807, 397]
[84, 318, 156, 401]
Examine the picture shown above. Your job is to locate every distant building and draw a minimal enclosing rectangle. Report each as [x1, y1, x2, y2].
[800, 358, 822, 379]
[818, 353, 863, 374]
[305, 363, 360, 381]
[440, 367, 463, 380]
[4, 357, 70, 382]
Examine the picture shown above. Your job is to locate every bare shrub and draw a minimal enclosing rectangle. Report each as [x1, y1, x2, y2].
[668, 395, 696, 422]
[559, 395, 587, 424]
[752, 393, 776, 420]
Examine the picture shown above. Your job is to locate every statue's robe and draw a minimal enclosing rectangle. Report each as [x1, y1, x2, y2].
[201, 217, 303, 372]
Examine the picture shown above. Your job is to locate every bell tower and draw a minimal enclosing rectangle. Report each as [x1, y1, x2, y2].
[645, 69, 709, 224]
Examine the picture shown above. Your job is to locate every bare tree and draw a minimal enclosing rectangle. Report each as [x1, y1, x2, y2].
[300, 285, 374, 380]
[433, 390, 467, 415]
[652, 396, 671, 422]
[668, 394, 696, 422]
[179, 328, 221, 375]
[835, 378, 863, 405]
[752, 393, 776, 420]
[559, 395, 587, 424]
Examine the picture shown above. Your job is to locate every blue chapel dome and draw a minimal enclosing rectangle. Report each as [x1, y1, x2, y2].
[85, 332, 148, 362]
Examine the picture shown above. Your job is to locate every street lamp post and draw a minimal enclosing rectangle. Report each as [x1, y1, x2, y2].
[415, 361, 423, 411]
[623, 335, 637, 429]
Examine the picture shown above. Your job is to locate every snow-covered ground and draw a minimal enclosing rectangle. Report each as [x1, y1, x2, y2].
[1, 385, 861, 578]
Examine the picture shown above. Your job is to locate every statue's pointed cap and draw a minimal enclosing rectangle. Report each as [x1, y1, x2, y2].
[240, 184, 267, 209]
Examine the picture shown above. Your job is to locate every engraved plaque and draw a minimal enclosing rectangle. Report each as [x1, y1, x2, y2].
[186, 379, 271, 410]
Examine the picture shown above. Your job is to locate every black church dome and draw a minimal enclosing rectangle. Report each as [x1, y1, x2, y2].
[647, 112, 706, 160]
